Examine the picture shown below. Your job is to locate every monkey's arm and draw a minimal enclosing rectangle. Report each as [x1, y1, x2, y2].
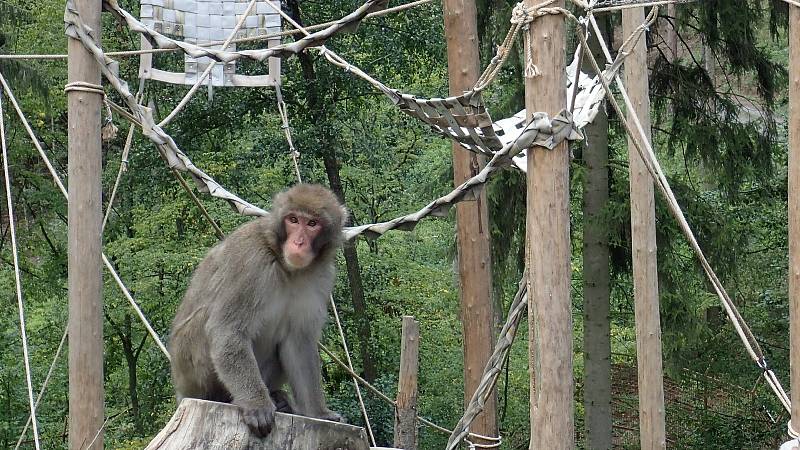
[209, 328, 276, 436]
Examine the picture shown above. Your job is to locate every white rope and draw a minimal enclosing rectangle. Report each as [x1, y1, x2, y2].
[0, 0, 436, 61]
[592, 0, 696, 12]
[0, 71, 171, 361]
[14, 327, 67, 450]
[0, 83, 42, 450]
[328, 295, 376, 446]
[63, 81, 104, 95]
[157, 0, 259, 127]
[789, 420, 800, 439]
[102, 79, 145, 231]
[275, 84, 303, 183]
[103, 253, 171, 359]
[260, 0, 396, 96]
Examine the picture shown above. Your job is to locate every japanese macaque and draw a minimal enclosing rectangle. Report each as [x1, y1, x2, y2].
[169, 184, 348, 437]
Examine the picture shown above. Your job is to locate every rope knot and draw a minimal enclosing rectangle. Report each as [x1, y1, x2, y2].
[510, 3, 535, 25]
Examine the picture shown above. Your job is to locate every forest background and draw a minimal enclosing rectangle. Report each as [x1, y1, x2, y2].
[0, 0, 795, 448]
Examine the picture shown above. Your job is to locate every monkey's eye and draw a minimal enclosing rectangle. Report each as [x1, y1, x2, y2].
[307, 219, 318, 227]
[288, 216, 299, 224]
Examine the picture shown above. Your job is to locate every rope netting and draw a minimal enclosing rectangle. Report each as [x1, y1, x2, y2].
[1, 0, 797, 445]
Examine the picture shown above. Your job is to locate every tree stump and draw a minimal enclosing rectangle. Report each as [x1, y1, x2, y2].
[145, 399, 370, 450]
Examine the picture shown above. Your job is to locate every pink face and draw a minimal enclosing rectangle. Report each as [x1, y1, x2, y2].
[282, 212, 323, 270]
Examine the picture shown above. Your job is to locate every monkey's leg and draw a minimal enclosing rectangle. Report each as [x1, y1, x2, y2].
[261, 360, 294, 413]
[210, 333, 277, 436]
[279, 334, 342, 422]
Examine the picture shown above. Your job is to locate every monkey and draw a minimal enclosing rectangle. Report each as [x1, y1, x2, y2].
[169, 183, 348, 437]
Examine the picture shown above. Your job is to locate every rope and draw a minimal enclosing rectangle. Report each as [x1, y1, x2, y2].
[275, 84, 302, 182]
[1, 83, 42, 450]
[318, 343, 501, 443]
[106, 97, 226, 240]
[14, 328, 67, 450]
[473, 0, 574, 90]
[259, 0, 397, 97]
[0, 0, 435, 61]
[102, 79, 145, 232]
[568, 20, 588, 113]
[0, 71, 172, 361]
[445, 274, 527, 450]
[593, 0, 697, 13]
[582, 10, 792, 414]
[328, 295, 376, 446]
[157, 0, 259, 127]
[64, 81, 104, 95]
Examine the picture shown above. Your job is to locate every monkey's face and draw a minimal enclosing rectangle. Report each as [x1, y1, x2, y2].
[281, 212, 323, 270]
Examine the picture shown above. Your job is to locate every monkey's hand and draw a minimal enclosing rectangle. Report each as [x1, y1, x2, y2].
[240, 401, 277, 437]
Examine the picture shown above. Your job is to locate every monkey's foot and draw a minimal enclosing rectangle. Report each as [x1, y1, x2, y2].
[270, 390, 294, 414]
[318, 410, 345, 423]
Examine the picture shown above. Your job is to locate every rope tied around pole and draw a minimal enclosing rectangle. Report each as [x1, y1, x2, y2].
[473, 1, 571, 90]
[510, 2, 541, 78]
[64, 81, 104, 95]
[788, 420, 800, 439]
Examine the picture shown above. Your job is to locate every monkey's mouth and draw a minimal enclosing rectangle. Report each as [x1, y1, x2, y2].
[283, 252, 314, 270]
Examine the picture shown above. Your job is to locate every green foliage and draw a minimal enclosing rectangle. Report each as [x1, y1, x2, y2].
[0, 0, 795, 448]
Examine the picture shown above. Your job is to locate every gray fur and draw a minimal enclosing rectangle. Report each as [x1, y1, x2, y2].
[169, 184, 346, 437]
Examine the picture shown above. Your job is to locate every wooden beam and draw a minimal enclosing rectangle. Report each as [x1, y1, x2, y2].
[622, 7, 666, 450]
[394, 316, 420, 450]
[789, 1, 800, 438]
[145, 399, 370, 450]
[523, 1, 573, 448]
[67, 0, 104, 448]
[442, 0, 498, 442]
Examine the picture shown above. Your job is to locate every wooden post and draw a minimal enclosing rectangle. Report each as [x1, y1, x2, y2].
[622, 8, 666, 450]
[394, 316, 420, 450]
[67, 0, 104, 449]
[442, 0, 498, 442]
[789, 1, 800, 441]
[524, 1, 573, 448]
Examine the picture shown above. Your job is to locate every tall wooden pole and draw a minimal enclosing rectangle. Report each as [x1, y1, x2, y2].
[524, 1, 573, 448]
[622, 8, 666, 450]
[442, 0, 498, 441]
[67, 0, 104, 448]
[394, 316, 420, 450]
[788, 2, 800, 440]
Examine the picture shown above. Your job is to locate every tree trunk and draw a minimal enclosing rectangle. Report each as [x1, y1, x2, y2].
[323, 156, 378, 382]
[582, 16, 612, 450]
[442, 0, 498, 441]
[145, 399, 370, 450]
[788, 1, 800, 436]
[286, 0, 376, 383]
[107, 312, 147, 434]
